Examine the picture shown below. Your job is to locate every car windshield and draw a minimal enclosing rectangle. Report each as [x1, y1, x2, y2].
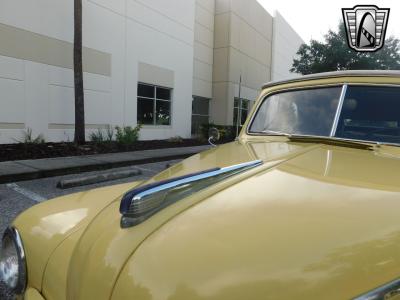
[249, 85, 400, 145]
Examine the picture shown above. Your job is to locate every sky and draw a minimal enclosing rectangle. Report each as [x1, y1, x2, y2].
[257, 0, 400, 43]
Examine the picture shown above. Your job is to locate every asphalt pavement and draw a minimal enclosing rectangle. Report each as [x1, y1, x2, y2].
[0, 159, 182, 300]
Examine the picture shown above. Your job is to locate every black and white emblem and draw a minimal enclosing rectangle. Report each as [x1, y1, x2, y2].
[342, 5, 390, 52]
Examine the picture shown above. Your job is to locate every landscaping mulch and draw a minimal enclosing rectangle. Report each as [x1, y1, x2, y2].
[0, 139, 212, 162]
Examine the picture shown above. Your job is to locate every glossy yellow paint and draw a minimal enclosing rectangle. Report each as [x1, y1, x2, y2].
[22, 288, 45, 300]
[112, 144, 400, 300]
[12, 74, 400, 300]
[13, 182, 142, 296]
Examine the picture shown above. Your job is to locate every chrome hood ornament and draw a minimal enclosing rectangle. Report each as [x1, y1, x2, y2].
[120, 160, 262, 228]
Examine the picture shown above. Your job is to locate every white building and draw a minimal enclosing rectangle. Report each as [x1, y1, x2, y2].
[0, 0, 303, 144]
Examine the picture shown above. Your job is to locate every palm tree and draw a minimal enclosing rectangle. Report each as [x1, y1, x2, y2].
[74, 0, 85, 144]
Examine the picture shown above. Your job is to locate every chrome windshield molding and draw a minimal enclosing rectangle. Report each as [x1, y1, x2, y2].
[353, 278, 400, 300]
[120, 160, 263, 228]
[330, 84, 348, 137]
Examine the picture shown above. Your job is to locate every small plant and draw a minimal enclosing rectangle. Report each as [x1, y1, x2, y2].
[168, 136, 184, 143]
[200, 123, 236, 142]
[105, 125, 114, 142]
[115, 125, 142, 145]
[89, 128, 105, 143]
[14, 128, 45, 144]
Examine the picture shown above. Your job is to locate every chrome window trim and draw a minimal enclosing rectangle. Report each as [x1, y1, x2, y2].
[330, 84, 348, 137]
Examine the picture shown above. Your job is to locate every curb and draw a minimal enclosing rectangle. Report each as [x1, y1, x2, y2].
[0, 153, 195, 184]
[57, 169, 142, 189]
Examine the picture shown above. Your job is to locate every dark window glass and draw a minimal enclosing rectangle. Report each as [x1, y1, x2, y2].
[138, 84, 154, 98]
[335, 86, 400, 143]
[137, 83, 172, 125]
[156, 100, 171, 125]
[241, 109, 248, 125]
[137, 98, 154, 125]
[191, 115, 209, 135]
[233, 108, 248, 126]
[242, 100, 249, 110]
[192, 97, 210, 135]
[233, 98, 250, 126]
[156, 88, 171, 100]
[192, 97, 210, 115]
[250, 87, 342, 136]
[233, 107, 239, 125]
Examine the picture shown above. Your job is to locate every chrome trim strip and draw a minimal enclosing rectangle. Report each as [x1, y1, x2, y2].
[120, 160, 263, 228]
[353, 278, 400, 299]
[132, 160, 262, 202]
[330, 84, 348, 137]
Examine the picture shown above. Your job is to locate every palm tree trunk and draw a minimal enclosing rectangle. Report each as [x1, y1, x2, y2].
[74, 0, 85, 144]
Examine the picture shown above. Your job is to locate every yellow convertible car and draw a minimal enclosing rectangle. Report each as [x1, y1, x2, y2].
[3, 70, 400, 300]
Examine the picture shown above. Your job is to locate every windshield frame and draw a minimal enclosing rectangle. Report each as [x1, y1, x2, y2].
[246, 83, 400, 146]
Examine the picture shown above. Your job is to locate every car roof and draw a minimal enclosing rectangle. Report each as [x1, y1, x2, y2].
[262, 70, 400, 89]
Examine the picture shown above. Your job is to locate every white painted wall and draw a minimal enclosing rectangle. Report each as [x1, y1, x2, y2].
[0, 1, 303, 143]
[271, 11, 304, 81]
[0, 0, 195, 143]
[211, 0, 273, 125]
[193, 0, 215, 99]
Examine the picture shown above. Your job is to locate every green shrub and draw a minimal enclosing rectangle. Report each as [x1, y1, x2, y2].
[199, 123, 236, 142]
[90, 125, 115, 143]
[115, 125, 142, 145]
[89, 128, 106, 143]
[105, 125, 114, 142]
[168, 136, 184, 143]
[14, 128, 45, 144]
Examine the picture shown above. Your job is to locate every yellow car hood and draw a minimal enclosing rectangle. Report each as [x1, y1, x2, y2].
[111, 142, 400, 300]
[12, 182, 138, 294]
[15, 139, 400, 300]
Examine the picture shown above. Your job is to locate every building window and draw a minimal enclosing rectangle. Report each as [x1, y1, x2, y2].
[192, 96, 210, 135]
[137, 83, 172, 125]
[233, 98, 250, 126]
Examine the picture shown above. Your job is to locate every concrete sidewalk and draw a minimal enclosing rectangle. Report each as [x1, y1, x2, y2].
[0, 145, 211, 184]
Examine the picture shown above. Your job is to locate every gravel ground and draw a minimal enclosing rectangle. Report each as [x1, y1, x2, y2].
[0, 159, 181, 299]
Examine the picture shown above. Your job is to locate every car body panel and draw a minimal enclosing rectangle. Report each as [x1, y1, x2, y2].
[65, 141, 311, 300]
[23, 288, 45, 300]
[12, 182, 141, 293]
[112, 145, 400, 300]
[10, 72, 400, 300]
[42, 227, 83, 300]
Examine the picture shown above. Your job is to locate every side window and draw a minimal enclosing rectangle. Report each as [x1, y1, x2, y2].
[335, 86, 400, 143]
